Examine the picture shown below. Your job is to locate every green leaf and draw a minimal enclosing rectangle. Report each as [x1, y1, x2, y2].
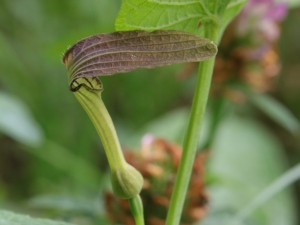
[248, 92, 300, 134]
[0, 92, 44, 147]
[122, 108, 189, 148]
[28, 194, 103, 214]
[220, 0, 248, 36]
[115, 0, 247, 37]
[115, 0, 213, 33]
[233, 163, 300, 223]
[28, 140, 102, 189]
[0, 210, 75, 225]
[203, 114, 297, 225]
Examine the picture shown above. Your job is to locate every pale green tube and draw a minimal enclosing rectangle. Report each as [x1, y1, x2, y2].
[72, 77, 143, 199]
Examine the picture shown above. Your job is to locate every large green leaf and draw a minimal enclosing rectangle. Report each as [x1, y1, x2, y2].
[115, 0, 247, 36]
[202, 114, 297, 225]
[121, 108, 190, 147]
[28, 194, 103, 215]
[27, 140, 102, 189]
[220, 0, 248, 35]
[248, 92, 300, 134]
[0, 210, 75, 225]
[0, 92, 44, 147]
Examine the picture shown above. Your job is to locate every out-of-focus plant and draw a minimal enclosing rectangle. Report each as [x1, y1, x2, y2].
[213, 0, 288, 95]
[1, 0, 300, 225]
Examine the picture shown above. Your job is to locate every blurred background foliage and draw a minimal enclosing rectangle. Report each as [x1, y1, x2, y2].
[0, 0, 300, 225]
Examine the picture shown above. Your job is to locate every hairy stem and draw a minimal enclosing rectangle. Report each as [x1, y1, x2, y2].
[165, 26, 219, 225]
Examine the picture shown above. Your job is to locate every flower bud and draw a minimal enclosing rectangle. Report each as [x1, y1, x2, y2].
[111, 164, 144, 199]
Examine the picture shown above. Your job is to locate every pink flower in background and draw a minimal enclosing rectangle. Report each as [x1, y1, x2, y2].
[237, 0, 287, 42]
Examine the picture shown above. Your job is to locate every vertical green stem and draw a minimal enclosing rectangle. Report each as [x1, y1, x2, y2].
[129, 195, 145, 225]
[165, 26, 219, 225]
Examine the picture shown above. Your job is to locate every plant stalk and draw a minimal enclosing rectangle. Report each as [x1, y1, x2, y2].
[165, 26, 219, 225]
[129, 195, 145, 225]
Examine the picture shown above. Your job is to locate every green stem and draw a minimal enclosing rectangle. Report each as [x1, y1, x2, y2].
[231, 163, 300, 224]
[165, 26, 219, 225]
[129, 195, 145, 225]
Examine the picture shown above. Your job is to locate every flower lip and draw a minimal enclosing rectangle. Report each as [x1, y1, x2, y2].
[62, 30, 218, 91]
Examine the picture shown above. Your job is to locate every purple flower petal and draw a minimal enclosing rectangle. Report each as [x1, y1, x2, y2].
[263, 3, 288, 21]
[249, 0, 273, 5]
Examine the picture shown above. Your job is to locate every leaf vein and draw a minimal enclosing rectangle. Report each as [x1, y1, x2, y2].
[128, 15, 203, 30]
[147, 0, 201, 6]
